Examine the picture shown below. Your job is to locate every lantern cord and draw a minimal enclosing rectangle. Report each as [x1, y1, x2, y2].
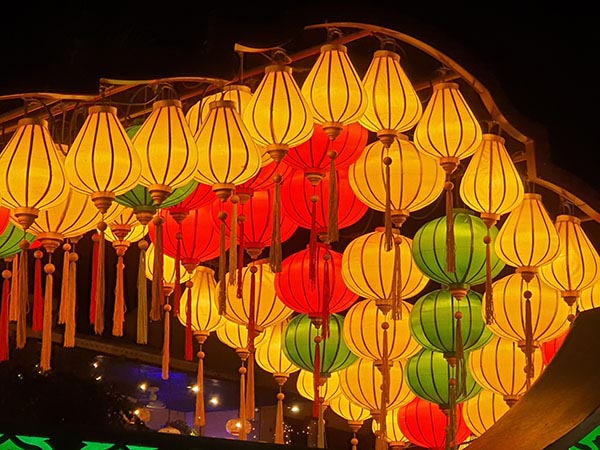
[195, 343, 206, 429]
[246, 349, 256, 420]
[446, 380, 458, 450]
[269, 172, 283, 273]
[351, 433, 358, 450]
[317, 398, 326, 448]
[64, 250, 78, 347]
[173, 228, 182, 316]
[112, 251, 126, 337]
[381, 326, 391, 405]
[229, 196, 239, 288]
[94, 222, 107, 335]
[383, 156, 393, 252]
[239, 363, 248, 441]
[0, 268, 11, 362]
[327, 152, 339, 243]
[58, 243, 70, 325]
[246, 265, 258, 419]
[40, 258, 55, 373]
[454, 310, 467, 397]
[237, 214, 246, 298]
[32, 250, 43, 332]
[218, 210, 228, 315]
[309, 191, 319, 286]
[391, 235, 403, 320]
[9, 254, 19, 323]
[136, 240, 149, 345]
[445, 177, 456, 273]
[161, 300, 171, 380]
[89, 232, 99, 325]
[185, 280, 194, 361]
[16, 239, 30, 349]
[313, 336, 322, 418]
[150, 214, 165, 322]
[484, 227, 494, 324]
[524, 290, 534, 389]
[322, 250, 331, 339]
[275, 386, 285, 444]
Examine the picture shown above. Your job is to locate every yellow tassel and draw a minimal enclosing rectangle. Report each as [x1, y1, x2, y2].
[229, 195, 239, 285]
[64, 251, 78, 348]
[445, 178, 456, 273]
[112, 250, 126, 337]
[16, 239, 30, 349]
[150, 214, 164, 322]
[239, 363, 248, 441]
[162, 301, 171, 380]
[269, 173, 282, 273]
[58, 242, 70, 325]
[327, 151, 339, 243]
[9, 254, 19, 322]
[94, 223, 107, 335]
[317, 398, 325, 448]
[218, 210, 228, 315]
[484, 227, 494, 325]
[524, 289, 534, 389]
[446, 379, 458, 450]
[383, 156, 393, 252]
[391, 234, 403, 320]
[195, 337, 207, 429]
[246, 350, 255, 420]
[274, 382, 286, 444]
[137, 240, 149, 344]
[40, 262, 55, 372]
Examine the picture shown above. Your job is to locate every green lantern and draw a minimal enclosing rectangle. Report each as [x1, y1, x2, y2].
[411, 208, 505, 299]
[0, 222, 36, 259]
[405, 347, 482, 409]
[283, 313, 358, 377]
[409, 288, 493, 358]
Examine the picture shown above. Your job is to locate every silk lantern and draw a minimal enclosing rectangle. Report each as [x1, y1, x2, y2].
[462, 389, 510, 437]
[540, 328, 569, 367]
[331, 394, 371, 450]
[371, 407, 411, 450]
[579, 282, 600, 312]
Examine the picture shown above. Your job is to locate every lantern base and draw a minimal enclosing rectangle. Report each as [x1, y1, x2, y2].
[212, 183, 234, 201]
[36, 231, 64, 254]
[148, 183, 173, 206]
[321, 121, 343, 141]
[439, 156, 460, 174]
[134, 205, 157, 225]
[377, 129, 398, 147]
[111, 223, 132, 241]
[13, 206, 39, 230]
[91, 191, 116, 214]
[266, 144, 289, 164]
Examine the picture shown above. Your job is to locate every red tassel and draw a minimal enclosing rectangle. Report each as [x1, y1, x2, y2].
[321, 247, 331, 339]
[185, 280, 194, 361]
[0, 268, 11, 362]
[309, 188, 318, 285]
[248, 265, 257, 352]
[237, 215, 245, 298]
[174, 230, 182, 316]
[89, 232, 100, 325]
[32, 250, 44, 332]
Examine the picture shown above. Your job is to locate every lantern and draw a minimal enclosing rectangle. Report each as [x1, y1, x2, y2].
[538, 214, 600, 310]
[579, 282, 600, 312]
[301, 41, 366, 141]
[297, 369, 342, 404]
[371, 407, 411, 449]
[331, 394, 371, 450]
[132, 99, 198, 205]
[0, 222, 36, 260]
[360, 48, 422, 145]
[540, 328, 569, 367]
[469, 335, 544, 406]
[462, 389, 510, 437]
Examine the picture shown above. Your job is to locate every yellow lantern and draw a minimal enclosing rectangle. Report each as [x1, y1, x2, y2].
[301, 42, 367, 141]
[360, 49, 422, 145]
[297, 369, 342, 404]
[145, 242, 193, 292]
[538, 214, 600, 309]
[132, 99, 198, 206]
[579, 282, 600, 311]
[242, 59, 314, 163]
[330, 394, 371, 450]
[371, 407, 411, 449]
[468, 335, 544, 406]
[194, 99, 262, 201]
[65, 105, 142, 213]
[462, 389, 510, 437]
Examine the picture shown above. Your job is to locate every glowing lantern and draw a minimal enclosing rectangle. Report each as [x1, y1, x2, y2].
[0, 208, 10, 237]
[301, 41, 366, 141]
[65, 105, 141, 213]
[371, 407, 411, 449]
[398, 396, 472, 450]
[0, 223, 36, 259]
[341, 228, 429, 317]
[579, 282, 600, 311]
[132, 99, 198, 205]
[540, 328, 569, 366]
[539, 214, 600, 311]
[462, 389, 510, 437]
[331, 394, 371, 450]
[179, 266, 224, 427]
[297, 369, 342, 404]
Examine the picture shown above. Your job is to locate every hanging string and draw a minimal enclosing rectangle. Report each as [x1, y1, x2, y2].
[94, 221, 107, 335]
[173, 230, 182, 316]
[136, 239, 149, 345]
[16, 239, 30, 349]
[185, 279, 194, 361]
[229, 195, 239, 288]
[238, 362, 248, 441]
[237, 212, 246, 298]
[59, 242, 71, 325]
[195, 334, 207, 430]
[150, 214, 165, 322]
[32, 250, 44, 332]
[312, 334, 322, 418]
[275, 386, 285, 444]
[309, 191, 319, 285]
[524, 288, 534, 390]
[246, 264, 258, 420]
[446, 378, 458, 450]
[484, 226, 495, 324]
[444, 175, 456, 273]
[351, 434, 359, 450]
[64, 249, 78, 348]
[217, 209, 228, 315]
[89, 231, 99, 325]
[0, 268, 11, 362]
[383, 156, 393, 252]
[269, 173, 283, 273]
[162, 300, 171, 380]
[321, 249, 332, 339]
[454, 310, 466, 397]
[391, 234, 403, 320]
[40, 257, 55, 373]
[246, 347, 256, 420]
[9, 254, 19, 323]
[317, 393, 325, 449]
[327, 151, 339, 243]
[112, 243, 126, 337]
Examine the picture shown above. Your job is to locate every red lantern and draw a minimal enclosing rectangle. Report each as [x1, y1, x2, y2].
[0, 207, 10, 237]
[166, 181, 216, 223]
[398, 396, 472, 449]
[275, 243, 359, 334]
[235, 160, 294, 202]
[541, 328, 569, 366]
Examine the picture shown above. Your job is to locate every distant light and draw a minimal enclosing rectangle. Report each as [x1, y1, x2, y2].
[208, 396, 220, 406]
[92, 361, 99, 368]
[290, 404, 300, 413]
[139, 382, 148, 392]
[190, 384, 199, 394]
[95, 375, 102, 381]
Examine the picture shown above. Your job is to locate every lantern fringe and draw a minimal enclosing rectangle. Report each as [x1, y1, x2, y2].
[237, 214, 246, 298]
[378, 329, 390, 450]
[445, 179, 456, 273]
[327, 153, 339, 243]
[40, 261, 55, 373]
[229, 196, 239, 287]
[151, 214, 165, 322]
[185, 280, 194, 361]
[322, 249, 331, 339]
[317, 398, 325, 448]
[64, 251, 78, 348]
[89, 232, 99, 325]
[391, 235, 403, 320]
[309, 192, 318, 285]
[312, 336, 321, 418]
[16, 239, 29, 349]
[173, 230, 182, 316]
[524, 290, 534, 389]
[9, 254, 19, 323]
[239, 362, 248, 441]
[454, 310, 467, 397]
[94, 225, 107, 335]
[59, 243, 70, 325]
[218, 209, 228, 315]
[195, 343, 206, 429]
[446, 380, 458, 450]
[0, 269, 11, 362]
[275, 386, 285, 444]
[246, 350, 256, 420]
[269, 173, 282, 273]
[112, 252, 126, 337]
[137, 240, 149, 345]
[162, 302, 171, 380]
[484, 227, 494, 324]
[32, 251, 44, 332]
[383, 155, 393, 252]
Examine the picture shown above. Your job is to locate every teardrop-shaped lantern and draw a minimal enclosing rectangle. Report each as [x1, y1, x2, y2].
[0, 118, 70, 230]
[65, 105, 142, 213]
[462, 389, 510, 437]
[538, 214, 600, 309]
[540, 328, 569, 366]
[579, 282, 600, 312]
[297, 369, 342, 403]
[343, 298, 421, 362]
[194, 100, 262, 201]
[360, 49, 422, 145]
[301, 43, 367, 141]
[132, 99, 198, 206]
[145, 242, 193, 292]
[243, 61, 314, 163]
[255, 319, 299, 377]
[331, 394, 371, 425]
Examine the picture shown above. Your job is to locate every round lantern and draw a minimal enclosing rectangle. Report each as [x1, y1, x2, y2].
[462, 389, 510, 437]
[579, 282, 600, 312]
[360, 49, 422, 145]
[409, 288, 493, 358]
[412, 208, 505, 299]
[343, 298, 421, 363]
[297, 369, 342, 404]
[371, 407, 411, 448]
[216, 319, 266, 352]
[165, 181, 215, 222]
[398, 396, 472, 449]
[330, 394, 370, 425]
[405, 348, 482, 408]
[0, 222, 36, 259]
[469, 335, 544, 406]
[540, 328, 569, 366]
[145, 242, 193, 293]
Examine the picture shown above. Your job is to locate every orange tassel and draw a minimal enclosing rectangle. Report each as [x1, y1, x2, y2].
[391, 234, 403, 320]
[173, 230, 182, 316]
[185, 280, 194, 361]
[383, 155, 393, 252]
[237, 213, 246, 298]
[327, 152, 339, 243]
[239, 361, 248, 441]
[246, 350, 256, 420]
[218, 209, 228, 315]
[269, 173, 282, 273]
[274, 385, 285, 444]
[151, 214, 164, 322]
[445, 178, 456, 273]
[0, 268, 11, 361]
[137, 240, 149, 344]
[32, 250, 44, 332]
[94, 223, 107, 335]
[312, 335, 322, 418]
[89, 232, 99, 325]
[16, 239, 30, 349]
[112, 251, 126, 337]
[9, 254, 19, 323]
[194, 335, 207, 429]
[162, 301, 171, 380]
[58, 243, 70, 325]
[524, 289, 534, 389]
[484, 228, 494, 324]
[64, 251, 78, 348]
[229, 196, 239, 287]
[309, 189, 318, 285]
[40, 261, 55, 372]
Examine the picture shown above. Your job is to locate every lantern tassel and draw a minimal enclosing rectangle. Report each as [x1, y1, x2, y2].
[378, 326, 390, 450]
[16, 239, 30, 349]
[246, 265, 257, 419]
[40, 260, 55, 372]
[64, 250, 78, 348]
[383, 155, 393, 252]
[151, 214, 165, 322]
[269, 173, 282, 273]
[32, 250, 44, 332]
[137, 240, 149, 344]
[58, 243, 70, 325]
[89, 232, 99, 325]
[484, 227, 494, 324]
[313, 336, 321, 418]
[454, 310, 467, 397]
[195, 340, 206, 429]
[445, 177, 456, 273]
[351, 432, 358, 450]
[162, 301, 171, 380]
[0, 268, 12, 362]
[317, 396, 326, 449]
[446, 379, 458, 450]
[391, 234, 403, 320]
[237, 214, 246, 298]
[524, 289, 534, 389]
[94, 223, 107, 335]
[173, 229, 182, 316]
[239, 361, 248, 441]
[322, 247, 331, 339]
[9, 254, 19, 323]
[275, 385, 285, 444]
[327, 152, 339, 243]
[112, 251, 126, 337]
[218, 209, 228, 315]
[246, 349, 256, 420]
[185, 280, 194, 361]
[309, 191, 319, 285]
[229, 196, 239, 287]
